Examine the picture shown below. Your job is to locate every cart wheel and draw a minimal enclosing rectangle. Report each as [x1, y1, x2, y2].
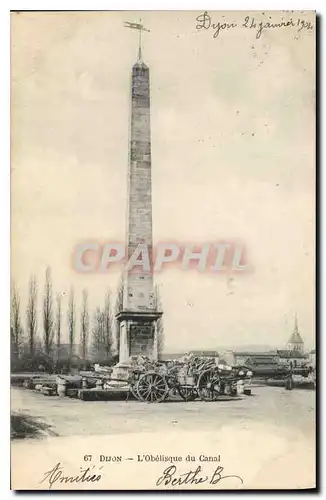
[137, 372, 168, 403]
[197, 370, 220, 401]
[177, 386, 197, 402]
[128, 371, 142, 401]
[129, 383, 139, 400]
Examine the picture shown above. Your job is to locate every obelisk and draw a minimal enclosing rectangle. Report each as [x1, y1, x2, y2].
[117, 21, 162, 362]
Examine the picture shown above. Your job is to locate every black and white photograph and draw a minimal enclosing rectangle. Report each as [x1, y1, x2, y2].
[10, 9, 316, 490]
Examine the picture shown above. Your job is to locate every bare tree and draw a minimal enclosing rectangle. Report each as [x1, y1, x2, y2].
[67, 287, 76, 366]
[91, 307, 105, 361]
[43, 267, 54, 357]
[11, 283, 23, 361]
[154, 285, 164, 359]
[114, 275, 124, 356]
[91, 292, 114, 363]
[26, 275, 37, 356]
[103, 291, 113, 358]
[55, 293, 62, 366]
[80, 289, 89, 363]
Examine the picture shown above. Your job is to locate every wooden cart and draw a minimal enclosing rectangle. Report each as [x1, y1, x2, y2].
[128, 358, 250, 403]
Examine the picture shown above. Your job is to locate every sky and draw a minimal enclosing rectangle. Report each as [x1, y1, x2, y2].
[11, 11, 316, 351]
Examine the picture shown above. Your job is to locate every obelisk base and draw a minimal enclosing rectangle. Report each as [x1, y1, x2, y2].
[116, 311, 162, 362]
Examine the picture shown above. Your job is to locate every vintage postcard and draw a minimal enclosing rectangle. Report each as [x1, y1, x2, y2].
[10, 10, 316, 490]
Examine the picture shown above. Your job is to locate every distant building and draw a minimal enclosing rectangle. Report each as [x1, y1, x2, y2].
[188, 350, 219, 357]
[234, 349, 308, 371]
[287, 314, 304, 353]
[159, 350, 219, 361]
[233, 315, 308, 371]
[276, 349, 307, 367]
[232, 351, 280, 376]
[159, 353, 184, 361]
[308, 349, 316, 367]
[233, 351, 278, 367]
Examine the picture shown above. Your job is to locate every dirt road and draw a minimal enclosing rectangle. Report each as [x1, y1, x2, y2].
[11, 385, 315, 438]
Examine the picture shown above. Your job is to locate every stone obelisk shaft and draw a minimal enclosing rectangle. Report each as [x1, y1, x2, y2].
[124, 60, 155, 312]
[117, 51, 161, 362]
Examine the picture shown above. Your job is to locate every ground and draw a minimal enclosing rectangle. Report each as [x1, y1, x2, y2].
[10, 385, 316, 490]
[11, 385, 315, 438]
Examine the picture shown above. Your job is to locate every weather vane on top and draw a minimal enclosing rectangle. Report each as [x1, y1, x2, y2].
[124, 19, 150, 62]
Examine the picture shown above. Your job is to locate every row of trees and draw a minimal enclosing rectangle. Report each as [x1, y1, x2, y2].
[11, 268, 164, 372]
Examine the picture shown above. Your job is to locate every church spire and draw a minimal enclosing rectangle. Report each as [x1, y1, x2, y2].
[294, 312, 299, 333]
[288, 312, 304, 353]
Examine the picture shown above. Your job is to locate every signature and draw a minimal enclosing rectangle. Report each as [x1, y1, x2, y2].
[40, 462, 103, 489]
[156, 465, 243, 487]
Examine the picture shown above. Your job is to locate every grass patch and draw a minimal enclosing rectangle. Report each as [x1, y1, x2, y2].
[11, 412, 57, 440]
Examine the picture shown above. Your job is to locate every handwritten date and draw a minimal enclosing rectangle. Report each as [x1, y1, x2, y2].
[196, 11, 314, 39]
